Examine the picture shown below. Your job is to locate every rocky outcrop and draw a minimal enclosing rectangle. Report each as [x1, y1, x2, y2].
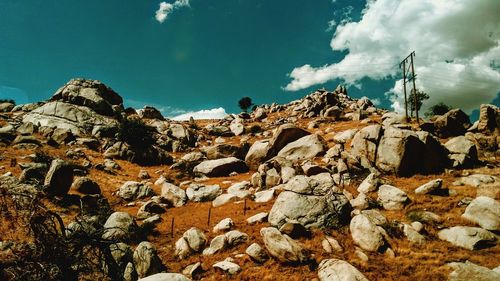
[102, 212, 140, 242]
[50, 78, 123, 116]
[133, 241, 165, 278]
[350, 214, 387, 252]
[445, 136, 478, 168]
[268, 174, 350, 229]
[433, 109, 471, 137]
[476, 104, 500, 135]
[104, 141, 173, 166]
[351, 125, 449, 176]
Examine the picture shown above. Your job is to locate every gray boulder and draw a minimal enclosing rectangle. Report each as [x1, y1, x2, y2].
[269, 175, 350, 229]
[462, 196, 500, 231]
[133, 241, 165, 278]
[117, 181, 155, 201]
[193, 157, 248, 177]
[245, 243, 269, 263]
[277, 134, 327, 162]
[102, 212, 139, 242]
[476, 104, 500, 135]
[260, 227, 310, 264]
[433, 108, 471, 137]
[245, 140, 270, 170]
[186, 184, 222, 202]
[51, 78, 123, 116]
[350, 214, 386, 252]
[445, 136, 478, 168]
[448, 261, 500, 281]
[160, 182, 187, 207]
[438, 226, 496, 250]
[44, 159, 73, 196]
[377, 184, 409, 210]
[318, 259, 369, 281]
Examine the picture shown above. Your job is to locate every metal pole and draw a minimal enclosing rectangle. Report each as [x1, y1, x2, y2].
[207, 207, 211, 226]
[171, 217, 174, 238]
[410, 52, 419, 124]
[401, 60, 408, 120]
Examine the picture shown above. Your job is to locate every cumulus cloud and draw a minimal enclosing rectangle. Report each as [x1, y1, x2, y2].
[155, 0, 190, 23]
[170, 107, 228, 121]
[285, 0, 500, 113]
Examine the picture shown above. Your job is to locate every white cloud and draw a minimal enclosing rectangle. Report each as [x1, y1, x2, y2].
[285, 0, 500, 113]
[170, 107, 228, 121]
[155, 0, 190, 23]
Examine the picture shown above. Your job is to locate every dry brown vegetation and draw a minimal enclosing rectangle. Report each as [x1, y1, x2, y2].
[0, 110, 499, 281]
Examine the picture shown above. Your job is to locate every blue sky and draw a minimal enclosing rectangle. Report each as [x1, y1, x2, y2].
[1, 0, 499, 118]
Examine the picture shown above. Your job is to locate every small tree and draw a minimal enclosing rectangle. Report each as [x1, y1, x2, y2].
[409, 89, 429, 117]
[426, 102, 452, 117]
[238, 97, 254, 113]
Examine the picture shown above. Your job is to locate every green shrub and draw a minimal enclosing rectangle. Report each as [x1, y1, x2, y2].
[117, 118, 155, 148]
[426, 102, 452, 117]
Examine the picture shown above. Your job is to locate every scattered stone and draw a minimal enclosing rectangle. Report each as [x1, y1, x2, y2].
[202, 235, 227, 255]
[72, 177, 101, 194]
[447, 261, 500, 281]
[102, 212, 139, 242]
[246, 243, 269, 263]
[377, 184, 409, 210]
[462, 196, 500, 231]
[247, 212, 268, 224]
[133, 241, 165, 278]
[415, 179, 443, 195]
[186, 184, 222, 202]
[212, 193, 238, 207]
[118, 181, 155, 201]
[438, 226, 497, 250]
[213, 260, 241, 275]
[193, 157, 248, 177]
[321, 236, 343, 253]
[318, 259, 369, 281]
[254, 189, 275, 203]
[137, 273, 191, 281]
[213, 218, 234, 233]
[350, 214, 386, 252]
[44, 159, 73, 196]
[160, 182, 187, 207]
[260, 227, 310, 264]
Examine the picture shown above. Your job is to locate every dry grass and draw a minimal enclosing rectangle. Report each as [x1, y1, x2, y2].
[1, 113, 499, 280]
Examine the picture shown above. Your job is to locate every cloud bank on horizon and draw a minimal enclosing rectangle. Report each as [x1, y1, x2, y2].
[155, 0, 190, 23]
[285, 0, 500, 114]
[170, 107, 228, 121]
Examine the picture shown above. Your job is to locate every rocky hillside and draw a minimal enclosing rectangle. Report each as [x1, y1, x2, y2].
[0, 79, 499, 281]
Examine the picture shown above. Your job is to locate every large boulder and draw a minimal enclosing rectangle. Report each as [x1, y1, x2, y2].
[51, 78, 123, 116]
[133, 241, 165, 278]
[476, 104, 500, 135]
[138, 106, 165, 120]
[277, 134, 327, 162]
[445, 136, 478, 168]
[23, 101, 118, 135]
[203, 144, 245, 160]
[268, 175, 350, 229]
[186, 184, 222, 202]
[160, 182, 187, 207]
[44, 159, 73, 196]
[102, 212, 139, 242]
[260, 227, 310, 264]
[350, 125, 383, 169]
[375, 126, 425, 176]
[433, 109, 471, 137]
[377, 184, 409, 210]
[462, 196, 500, 231]
[117, 181, 155, 201]
[318, 259, 369, 281]
[438, 226, 497, 250]
[350, 214, 386, 252]
[193, 157, 248, 177]
[266, 124, 310, 158]
[447, 261, 500, 281]
[245, 140, 271, 170]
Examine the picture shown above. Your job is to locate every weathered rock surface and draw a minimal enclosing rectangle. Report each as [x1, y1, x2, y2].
[438, 226, 497, 250]
[448, 261, 500, 281]
[318, 259, 369, 281]
[260, 227, 310, 263]
[133, 241, 165, 278]
[350, 214, 386, 252]
[277, 134, 327, 162]
[44, 159, 73, 196]
[377, 184, 409, 210]
[102, 212, 139, 242]
[462, 196, 500, 231]
[193, 157, 248, 177]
